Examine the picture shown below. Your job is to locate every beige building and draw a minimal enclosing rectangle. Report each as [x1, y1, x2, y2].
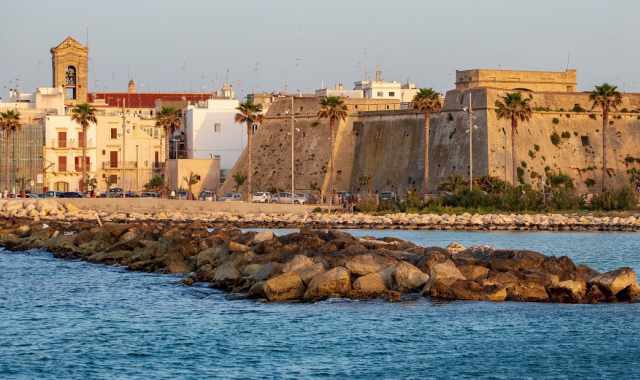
[455, 69, 577, 93]
[94, 110, 165, 192]
[165, 158, 220, 196]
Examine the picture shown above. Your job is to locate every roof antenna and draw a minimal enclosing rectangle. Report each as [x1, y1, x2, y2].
[566, 51, 571, 71]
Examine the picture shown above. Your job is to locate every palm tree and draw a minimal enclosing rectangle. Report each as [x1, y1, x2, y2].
[183, 172, 201, 200]
[317, 96, 348, 207]
[235, 101, 263, 200]
[232, 173, 247, 192]
[0, 110, 21, 194]
[494, 92, 532, 185]
[155, 107, 182, 160]
[70, 103, 97, 192]
[590, 83, 622, 192]
[412, 88, 442, 194]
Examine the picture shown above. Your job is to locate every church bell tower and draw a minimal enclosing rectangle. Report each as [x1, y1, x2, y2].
[51, 36, 89, 105]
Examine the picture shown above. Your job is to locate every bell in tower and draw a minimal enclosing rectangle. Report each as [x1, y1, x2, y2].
[51, 36, 89, 105]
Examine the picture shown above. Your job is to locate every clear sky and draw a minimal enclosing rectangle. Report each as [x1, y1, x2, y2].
[1, 0, 638, 99]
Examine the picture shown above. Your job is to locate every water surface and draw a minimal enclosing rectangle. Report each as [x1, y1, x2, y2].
[1, 230, 639, 379]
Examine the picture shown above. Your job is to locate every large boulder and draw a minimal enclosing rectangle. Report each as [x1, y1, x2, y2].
[212, 262, 240, 287]
[548, 280, 586, 303]
[196, 245, 229, 268]
[589, 268, 638, 296]
[296, 263, 326, 285]
[489, 250, 546, 272]
[352, 270, 391, 298]
[428, 259, 466, 287]
[430, 279, 507, 302]
[458, 264, 489, 281]
[394, 261, 429, 292]
[253, 230, 275, 243]
[446, 242, 466, 254]
[264, 272, 305, 301]
[345, 254, 395, 276]
[506, 281, 549, 302]
[282, 255, 315, 273]
[304, 267, 351, 300]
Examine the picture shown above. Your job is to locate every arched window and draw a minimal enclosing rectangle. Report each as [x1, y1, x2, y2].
[65, 66, 77, 86]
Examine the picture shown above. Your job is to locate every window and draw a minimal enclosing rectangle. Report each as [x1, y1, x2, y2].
[78, 131, 85, 148]
[58, 131, 67, 148]
[214, 123, 221, 133]
[581, 136, 590, 146]
[75, 157, 90, 171]
[155, 151, 159, 165]
[377, 91, 384, 97]
[64, 87, 76, 101]
[111, 128, 118, 139]
[109, 151, 118, 168]
[388, 92, 395, 97]
[58, 156, 67, 172]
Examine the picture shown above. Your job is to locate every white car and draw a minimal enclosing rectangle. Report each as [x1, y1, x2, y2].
[252, 192, 272, 203]
[274, 192, 294, 204]
[293, 193, 310, 204]
[220, 192, 242, 201]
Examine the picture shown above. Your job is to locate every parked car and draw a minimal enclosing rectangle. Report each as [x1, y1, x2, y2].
[293, 193, 311, 204]
[337, 191, 354, 203]
[59, 192, 84, 198]
[198, 190, 216, 201]
[26, 193, 43, 199]
[252, 192, 272, 203]
[220, 192, 242, 201]
[44, 191, 63, 198]
[274, 192, 294, 204]
[140, 191, 160, 198]
[379, 191, 397, 201]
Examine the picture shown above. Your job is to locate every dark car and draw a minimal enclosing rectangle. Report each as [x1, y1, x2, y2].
[59, 192, 84, 198]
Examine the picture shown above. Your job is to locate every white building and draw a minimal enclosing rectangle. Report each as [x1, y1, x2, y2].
[315, 70, 419, 104]
[315, 83, 363, 98]
[354, 70, 418, 103]
[184, 98, 243, 170]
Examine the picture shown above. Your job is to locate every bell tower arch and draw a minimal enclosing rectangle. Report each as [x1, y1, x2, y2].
[51, 37, 88, 105]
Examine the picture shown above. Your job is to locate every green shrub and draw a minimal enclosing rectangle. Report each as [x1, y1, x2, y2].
[584, 178, 596, 187]
[561, 131, 571, 139]
[552, 117, 560, 124]
[590, 187, 638, 211]
[516, 167, 525, 184]
[534, 144, 540, 151]
[354, 198, 378, 212]
[589, 114, 597, 119]
[550, 132, 561, 146]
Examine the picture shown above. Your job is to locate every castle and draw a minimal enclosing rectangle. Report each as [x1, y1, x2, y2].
[221, 69, 640, 196]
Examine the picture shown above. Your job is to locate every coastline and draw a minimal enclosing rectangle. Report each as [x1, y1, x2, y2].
[1, 198, 640, 232]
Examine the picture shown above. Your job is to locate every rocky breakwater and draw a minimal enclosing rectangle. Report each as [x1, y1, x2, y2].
[1, 217, 638, 304]
[2, 199, 640, 232]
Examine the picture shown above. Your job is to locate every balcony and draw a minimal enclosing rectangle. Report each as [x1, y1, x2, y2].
[47, 139, 96, 150]
[102, 161, 140, 170]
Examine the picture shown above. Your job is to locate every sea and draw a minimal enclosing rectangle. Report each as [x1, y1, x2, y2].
[1, 230, 639, 379]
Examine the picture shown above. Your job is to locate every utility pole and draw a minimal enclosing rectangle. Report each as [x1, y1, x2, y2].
[290, 96, 295, 197]
[468, 95, 473, 191]
[121, 99, 126, 195]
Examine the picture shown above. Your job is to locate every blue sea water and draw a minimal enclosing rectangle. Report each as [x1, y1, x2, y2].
[1, 230, 640, 380]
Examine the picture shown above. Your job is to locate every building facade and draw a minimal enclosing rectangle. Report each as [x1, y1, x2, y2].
[42, 114, 97, 192]
[184, 98, 242, 170]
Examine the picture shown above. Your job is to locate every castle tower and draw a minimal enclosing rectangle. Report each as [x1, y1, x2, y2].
[51, 36, 89, 105]
[128, 79, 137, 94]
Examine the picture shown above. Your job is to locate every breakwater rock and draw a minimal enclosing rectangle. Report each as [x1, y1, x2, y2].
[1, 217, 638, 304]
[2, 199, 640, 232]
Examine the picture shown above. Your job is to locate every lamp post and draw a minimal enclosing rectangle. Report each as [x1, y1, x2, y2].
[285, 96, 296, 197]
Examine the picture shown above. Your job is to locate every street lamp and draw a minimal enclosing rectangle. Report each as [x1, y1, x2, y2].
[285, 96, 295, 197]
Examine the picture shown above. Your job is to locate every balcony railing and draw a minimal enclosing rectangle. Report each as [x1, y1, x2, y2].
[102, 161, 140, 170]
[47, 139, 95, 149]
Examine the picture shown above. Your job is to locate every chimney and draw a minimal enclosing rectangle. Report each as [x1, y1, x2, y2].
[128, 79, 136, 94]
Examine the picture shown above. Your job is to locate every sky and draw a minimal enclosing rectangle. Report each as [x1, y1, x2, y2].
[1, 0, 639, 100]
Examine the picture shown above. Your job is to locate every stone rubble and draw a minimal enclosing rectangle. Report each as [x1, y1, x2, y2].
[1, 199, 640, 232]
[0, 217, 638, 304]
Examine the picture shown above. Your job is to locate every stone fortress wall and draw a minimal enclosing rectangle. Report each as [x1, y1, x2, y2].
[221, 69, 640, 197]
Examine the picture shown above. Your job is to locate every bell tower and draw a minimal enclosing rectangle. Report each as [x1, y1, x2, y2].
[51, 36, 88, 105]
